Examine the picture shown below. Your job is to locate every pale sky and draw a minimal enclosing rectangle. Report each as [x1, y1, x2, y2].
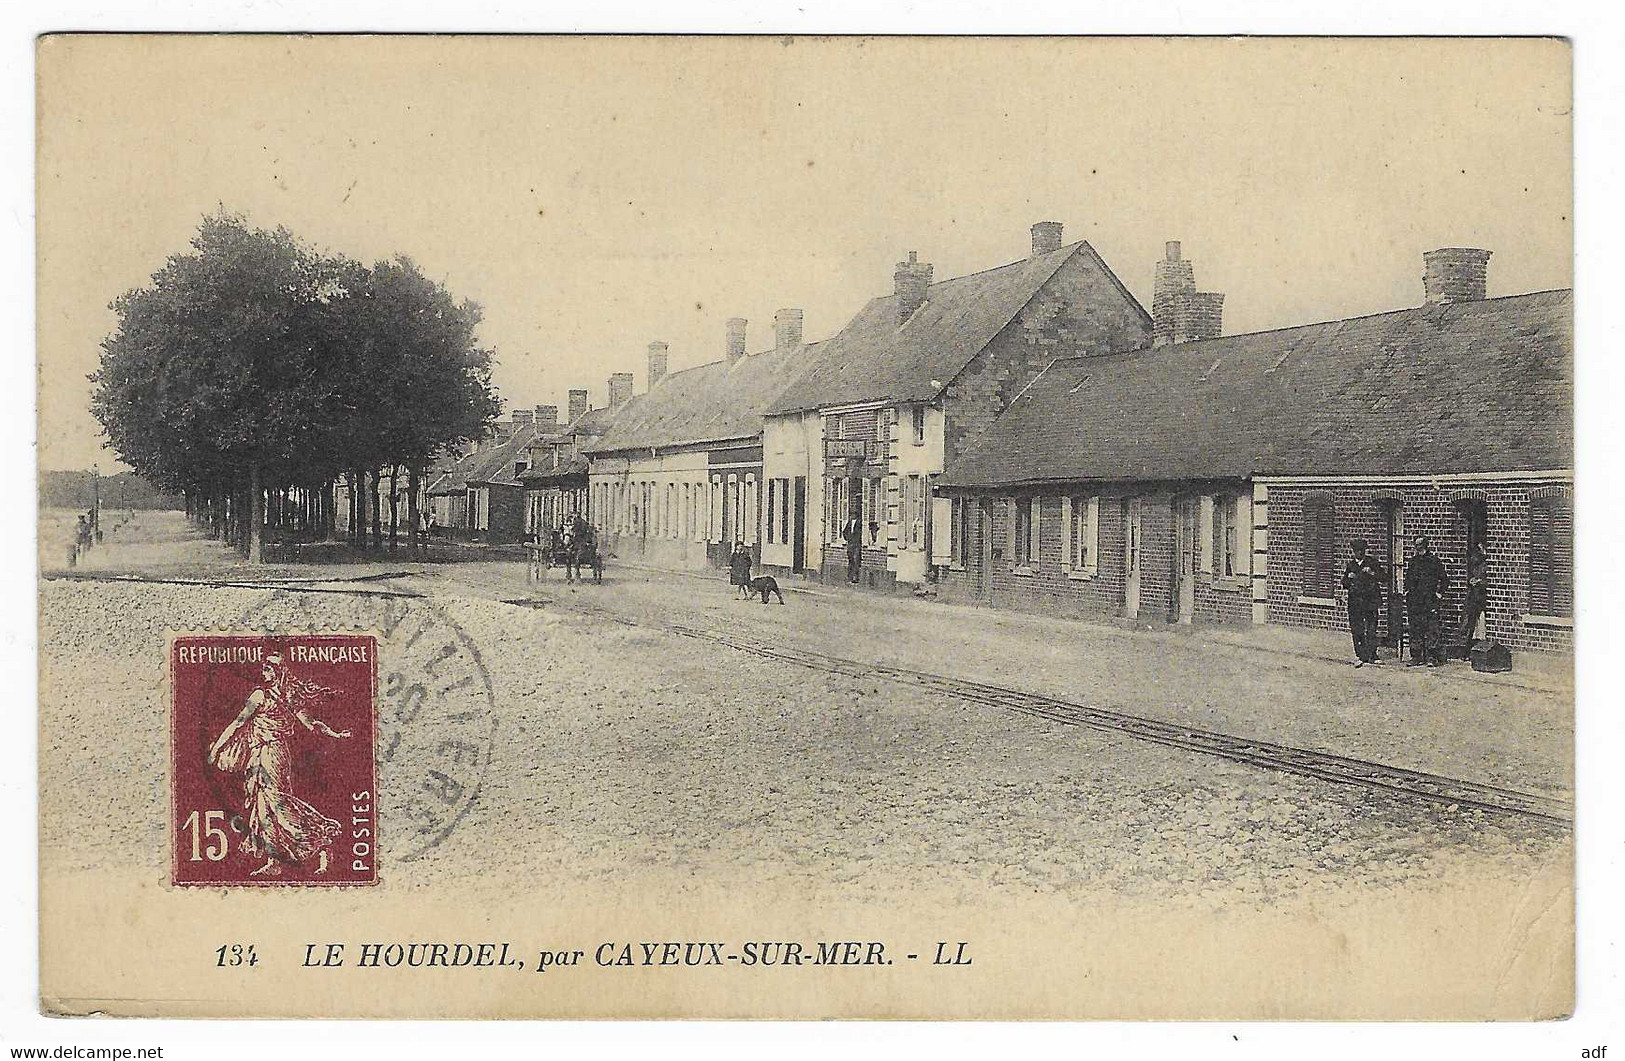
[37, 35, 1571, 473]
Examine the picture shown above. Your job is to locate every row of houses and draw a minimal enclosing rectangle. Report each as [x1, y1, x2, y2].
[427, 222, 1572, 654]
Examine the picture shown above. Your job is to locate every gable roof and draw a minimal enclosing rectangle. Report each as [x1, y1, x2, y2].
[587, 340, 824, 454]
[425, 422, 540, 494]
[765, 241, 1149, 415]
[939, 289, 1572, 488]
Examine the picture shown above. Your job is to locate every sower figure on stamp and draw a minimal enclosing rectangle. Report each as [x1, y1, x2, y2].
[1460, 540, 1490, 647]
[1403, 536, 1450, 667]
[1342, 537, 1385, 667]
[208, 653, 351, 877]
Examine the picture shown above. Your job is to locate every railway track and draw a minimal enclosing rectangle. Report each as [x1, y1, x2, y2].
[57, 574, 1570, 828]
[507, 594, 1574, 829]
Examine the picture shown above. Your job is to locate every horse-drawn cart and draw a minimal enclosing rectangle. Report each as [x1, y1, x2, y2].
[526, 534, 603, 584]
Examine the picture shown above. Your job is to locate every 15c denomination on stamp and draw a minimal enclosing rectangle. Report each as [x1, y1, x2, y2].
[170, 634, 379, 887]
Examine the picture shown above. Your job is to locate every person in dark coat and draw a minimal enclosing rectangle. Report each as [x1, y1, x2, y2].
[1403, 536, 1450, 666]
[729, 540, 753, 594]
[1460, 540, 1490, 646]
[841, 515, 862, 584]
[1342, 538, 1385, 666]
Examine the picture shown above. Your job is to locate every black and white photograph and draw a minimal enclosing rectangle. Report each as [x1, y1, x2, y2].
[15, 26, 1606, 1043]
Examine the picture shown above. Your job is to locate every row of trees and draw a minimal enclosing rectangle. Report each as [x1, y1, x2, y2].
[91, 212, 501, 561]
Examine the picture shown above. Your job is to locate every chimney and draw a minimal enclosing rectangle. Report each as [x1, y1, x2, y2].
[534, 404, 558, 432]
[1030, 221, 1064, 257]
[647, 341, 669, 388]
[567, 389, 589, 424]
[511, 408, 534, 429]
[725, 318, 748, 363]
[491, 421, 514, 443]
[774, 308, 804, 351]
[1173, 291, 1225, 344]
[608, 372, 634, 408]
[894, 251, 933, 325]
[1423, 248, 1491, 304]
[1152, 240, 1223, 346]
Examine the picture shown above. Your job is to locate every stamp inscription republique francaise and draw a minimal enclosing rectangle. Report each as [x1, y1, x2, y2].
[170, 634, 379, 886]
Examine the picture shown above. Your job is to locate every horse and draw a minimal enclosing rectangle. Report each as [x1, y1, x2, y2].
[564, 531, 603, 584]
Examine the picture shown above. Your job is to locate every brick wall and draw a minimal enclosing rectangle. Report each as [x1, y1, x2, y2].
[486, 484, 528, 544]
[941, 250, 1154, 468]
[819, 408, 892, 585]
[1265, 480, 1572, 653]
[939, 488, 1251, 627]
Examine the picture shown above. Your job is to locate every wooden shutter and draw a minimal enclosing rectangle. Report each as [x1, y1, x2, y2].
[1528, 498, 1552, 614]
[1302, 492, 1336, 596]
[931, 497, 953, 565]
[1551, 496, 1574, 616]
[1529, 495, 1571, 616]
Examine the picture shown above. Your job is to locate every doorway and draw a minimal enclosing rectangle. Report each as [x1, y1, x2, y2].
[792, 477, 807, 572]
[976, 499, 993, 602]
[1174, 496, 1199, 623]
[1381, 501, 1405, 649]
[1124, 498, 1143, 619]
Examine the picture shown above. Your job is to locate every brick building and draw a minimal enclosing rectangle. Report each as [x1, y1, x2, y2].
[585, 324, 820, 572]
[520, 400, 613, 537]
[760, 221, 1155, 588]
[936, 249, 1573, 654]
[425, 415, 539, 543]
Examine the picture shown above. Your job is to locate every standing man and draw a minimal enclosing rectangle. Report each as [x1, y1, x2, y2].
[1342, 538, 1385, 667]
[1403, 536, 1450, 667]
[841, 511, 862, 585]
[1460, 540, 1491, 647]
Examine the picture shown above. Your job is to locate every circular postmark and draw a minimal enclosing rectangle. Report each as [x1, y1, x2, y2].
[236, 587, 499, 864]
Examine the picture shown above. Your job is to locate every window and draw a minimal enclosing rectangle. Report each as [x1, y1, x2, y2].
[952, 496, 972, 566]
[766, 480, 778, 544]
[712, 477, 725, 543]
[778, 478, 791, 545]
[1215, 495, 1245, 577]
[911, 406, 926, 446]
[1065, 495, 1099, 574]
[1010, 496, 1035, 569]
[1528, 494, 1573, 616]
[1300, 492, 1337, 597]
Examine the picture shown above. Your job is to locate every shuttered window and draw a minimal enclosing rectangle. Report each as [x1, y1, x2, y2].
[1528, 495, 1574, 616]
[1300, 492, 1337, 597]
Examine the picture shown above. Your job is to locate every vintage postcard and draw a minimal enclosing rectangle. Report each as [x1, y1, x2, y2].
[36, 34, 1573, 1019]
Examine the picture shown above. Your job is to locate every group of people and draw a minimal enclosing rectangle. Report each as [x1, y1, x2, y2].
[1343, 536, 1491, 668]
[542, 512, 599, 582]
[68, 510, 103, 566]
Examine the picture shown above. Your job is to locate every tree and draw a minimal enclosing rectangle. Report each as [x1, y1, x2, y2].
[90, 212, 500, 561]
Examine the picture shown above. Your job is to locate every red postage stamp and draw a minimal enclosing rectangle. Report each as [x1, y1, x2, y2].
[170, 634, 378, 887]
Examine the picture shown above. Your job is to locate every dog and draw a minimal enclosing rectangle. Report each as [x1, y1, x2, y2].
[735, 574, 785, 604]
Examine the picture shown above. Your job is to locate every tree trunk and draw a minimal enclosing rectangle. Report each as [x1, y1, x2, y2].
[351, 470, 363, 546]
[246, 463, 264, 562]
[407, 465, 421, 556]
[389, 464, 399, 553]
[371, 468, 383, 551]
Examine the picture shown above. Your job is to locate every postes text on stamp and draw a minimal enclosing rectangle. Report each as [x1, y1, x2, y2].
[170, 634, 379, 887]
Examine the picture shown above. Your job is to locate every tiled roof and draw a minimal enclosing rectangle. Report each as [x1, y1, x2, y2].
[765, 241, 1147, 415]
[587, 340, 823, 454]
[568, 406, 616, 438]
[428, 424, 539, 493]
[939, 289, 1573, 488]
[519, 455, 589, 485]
